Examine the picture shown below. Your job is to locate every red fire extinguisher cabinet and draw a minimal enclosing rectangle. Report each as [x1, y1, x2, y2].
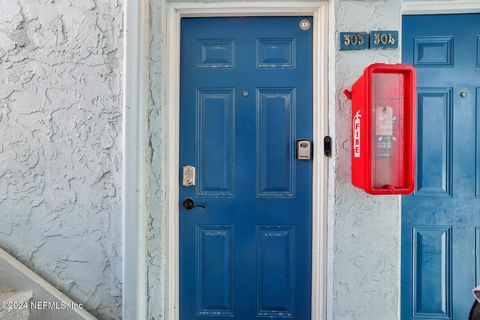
[344, 63, 416, 195]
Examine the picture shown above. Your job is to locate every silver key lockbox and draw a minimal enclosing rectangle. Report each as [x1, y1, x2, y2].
[297, 140, 312, 160]
[183, 165, 196, 187]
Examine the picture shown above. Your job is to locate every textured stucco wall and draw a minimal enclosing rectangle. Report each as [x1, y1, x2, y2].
[0, 0, 123, 319]
[333, 1, 401, 320]
[146, 0, 167, 318]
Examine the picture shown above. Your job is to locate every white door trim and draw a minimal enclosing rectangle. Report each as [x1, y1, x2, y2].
[122, 0, 149, 319]
[402, 1, 480, 14]
[164, 3, 330, 320]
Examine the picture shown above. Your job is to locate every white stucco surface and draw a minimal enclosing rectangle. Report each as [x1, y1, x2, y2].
[146, 0, 167, 318]
[333, 1, 401, 319]
[0, 0, 123, 319]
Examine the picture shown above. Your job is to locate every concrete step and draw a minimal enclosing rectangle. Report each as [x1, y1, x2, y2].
[0, 291, 32, 320]
[0, 247, 96, 320]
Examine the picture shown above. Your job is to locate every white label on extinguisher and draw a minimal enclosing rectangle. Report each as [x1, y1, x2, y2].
[375, 106, 394, 136]
[353, 109, 361, 158]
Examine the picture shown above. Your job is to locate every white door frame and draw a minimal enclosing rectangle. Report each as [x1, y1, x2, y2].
[122, 1, 330, 320]
[402, 1, 480, 14]
[164, 3, 329, 320]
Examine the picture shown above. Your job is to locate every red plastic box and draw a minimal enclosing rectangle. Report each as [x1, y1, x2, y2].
[344, 63, 416, 195]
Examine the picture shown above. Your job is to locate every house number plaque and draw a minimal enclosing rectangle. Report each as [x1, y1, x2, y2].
[370, 31, 398, 49]
[340, 30, 398, 50]
[340, 32, 369, 50]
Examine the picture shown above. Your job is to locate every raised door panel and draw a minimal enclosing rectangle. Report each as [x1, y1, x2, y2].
[198, 39, 236, 68]
[412, 226, 452, 319]
[416, 88, 452, 197]
[256, 88, 296, 198]
[256, 226, 295, 318]
[197, 226, 235, 316]
[476, 88, 480, 197]
[414, 37, 453, 68]
[197, 89, 235, 197]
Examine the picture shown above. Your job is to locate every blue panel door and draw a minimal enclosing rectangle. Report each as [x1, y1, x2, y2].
[179, 17, 313, 320]
[402, 14, 480, 320]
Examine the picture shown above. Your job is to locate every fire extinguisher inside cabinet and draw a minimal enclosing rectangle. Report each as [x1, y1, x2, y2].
[344, 63, 416, 195]
[375, 106, 395, 157]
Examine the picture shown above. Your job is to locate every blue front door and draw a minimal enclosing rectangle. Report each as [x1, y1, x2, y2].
[402, 14, 480, 320]
[179, 17, 313, 319]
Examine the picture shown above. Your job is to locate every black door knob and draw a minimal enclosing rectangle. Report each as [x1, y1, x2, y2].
[183, 198, 195, 210]
[183, 198, 205, 210]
